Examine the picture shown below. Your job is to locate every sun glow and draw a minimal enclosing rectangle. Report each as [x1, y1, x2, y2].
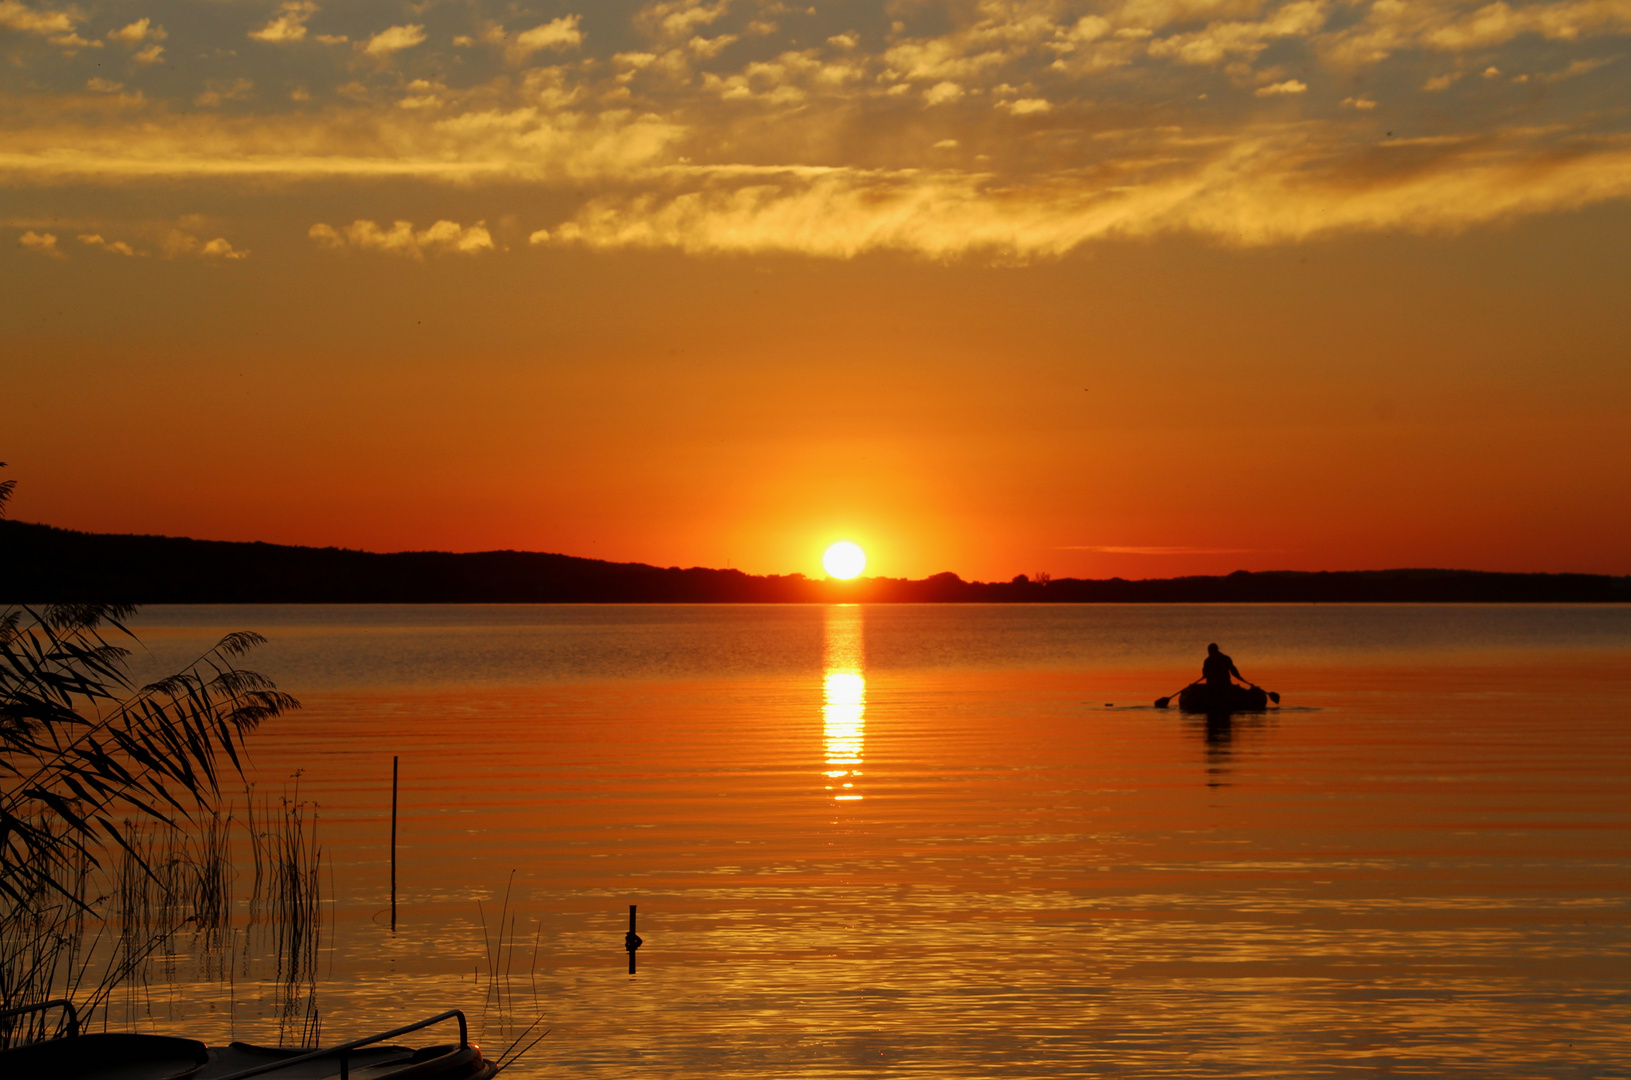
[822, 541, 867, 580]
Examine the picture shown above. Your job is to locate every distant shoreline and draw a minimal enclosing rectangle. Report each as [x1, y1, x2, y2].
[5, 519, 1628, 605]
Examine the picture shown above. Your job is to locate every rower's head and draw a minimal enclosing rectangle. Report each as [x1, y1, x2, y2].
[1207, 643, 1220, 655]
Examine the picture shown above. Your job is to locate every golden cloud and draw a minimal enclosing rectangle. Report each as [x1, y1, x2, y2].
[0, 0, 75, 37]
[309, 219, 495, 257]
[540, 132, 1631, 258]
[507, 16, 585, 63]
[78, 232, 141, 255]
[17, 228, 62, 256]
[0, 104, 686, 183]
[2, 0, 1629, 260]
[364, 24, 427, 57]
[250, 2, 317, 44]
[109, 18, 165, 44]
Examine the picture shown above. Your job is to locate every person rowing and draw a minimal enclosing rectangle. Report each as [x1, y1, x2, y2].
[1201, 642, 1245, 690]
[1153, 645, 1278, 710]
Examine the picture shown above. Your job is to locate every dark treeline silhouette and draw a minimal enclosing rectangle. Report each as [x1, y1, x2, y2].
[4, 519, 1628, 604]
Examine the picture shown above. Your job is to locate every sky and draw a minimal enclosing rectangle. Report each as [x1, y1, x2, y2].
[4, 0, 1630, 581]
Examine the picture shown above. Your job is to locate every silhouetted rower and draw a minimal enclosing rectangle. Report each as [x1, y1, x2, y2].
[1201, 643, 1245, 688]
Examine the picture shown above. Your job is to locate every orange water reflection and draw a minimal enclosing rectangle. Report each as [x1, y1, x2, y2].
[822, 605, 864, 801]
[86, 607, 1631, 1079]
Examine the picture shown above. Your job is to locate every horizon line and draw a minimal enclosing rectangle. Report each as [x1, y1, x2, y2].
[5, 517, 1627, 585]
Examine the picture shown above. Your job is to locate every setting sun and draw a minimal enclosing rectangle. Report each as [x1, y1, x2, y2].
[823, 542, 867, 580]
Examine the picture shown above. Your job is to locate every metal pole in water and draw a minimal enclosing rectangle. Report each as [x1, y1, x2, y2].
[390, 755, 399, 932]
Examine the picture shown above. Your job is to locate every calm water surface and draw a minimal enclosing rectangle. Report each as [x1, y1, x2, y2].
[117, 605, 1631, 1078]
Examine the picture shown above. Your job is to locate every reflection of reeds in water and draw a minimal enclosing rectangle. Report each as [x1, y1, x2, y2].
[476, 873, 545, 1046]
[112, 822, 170, 1014]
[477, 874, 517, 1007]
[273, 795, 322, 1048]
[104, 819, 220, 1021]
[109, 796, 320, 1037]
[194, 812, 232, 939]
[243, 788, 324, 1048]
[0, 838, 94, 1048]
[243, 787, 268, 918]
[1, 789, 327, 1050]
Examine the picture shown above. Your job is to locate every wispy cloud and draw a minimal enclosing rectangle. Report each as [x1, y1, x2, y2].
[540, 133, 1631, 256]
[364, 24, 427, 57]
[507, 16, 585, 63]
[0, 105, 685, 182]
[1058, 545, 1287, 555]
[79, 233, 140, 255]
[194, 78, 253, 108]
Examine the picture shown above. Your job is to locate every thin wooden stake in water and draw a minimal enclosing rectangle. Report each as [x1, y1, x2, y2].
[390, 756, 399, 932]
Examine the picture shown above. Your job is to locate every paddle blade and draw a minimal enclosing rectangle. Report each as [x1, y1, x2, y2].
[1154, 697, 1172, 709]
[1268, 691, 1281, 704]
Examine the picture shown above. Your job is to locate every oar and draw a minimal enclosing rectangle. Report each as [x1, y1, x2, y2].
[1245, 680, 1281, 704]
[1154, 683, 1196, 709]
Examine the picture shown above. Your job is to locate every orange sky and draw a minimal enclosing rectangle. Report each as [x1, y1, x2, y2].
[5, 0, 1631, 581]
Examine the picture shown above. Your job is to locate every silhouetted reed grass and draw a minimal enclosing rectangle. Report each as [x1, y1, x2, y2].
[477, 873, 520, 1002]
[270, 793, 322, 1040]
[0, 833, 94, 1048]
[193, 812, 232, 937]
[476, 872, 548, 1055]
[0, 792, 327, 1050]
[243, 787, 268, 914]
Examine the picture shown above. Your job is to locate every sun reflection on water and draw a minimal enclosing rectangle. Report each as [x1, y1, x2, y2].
[823, 605, 865, 801]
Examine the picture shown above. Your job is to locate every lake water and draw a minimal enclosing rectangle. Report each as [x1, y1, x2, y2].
[113, 604, 1631, 1078]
